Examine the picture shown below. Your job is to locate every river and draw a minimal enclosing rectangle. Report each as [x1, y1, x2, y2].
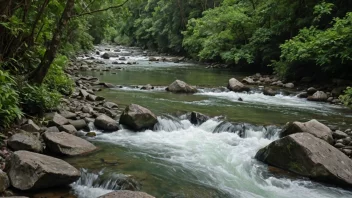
[63, 46, 352, 198]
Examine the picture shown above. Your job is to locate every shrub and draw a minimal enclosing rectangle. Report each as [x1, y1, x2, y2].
[20, 84, 61, 115]
[339, 87, 352, 108]
[0, 70, 22, 127]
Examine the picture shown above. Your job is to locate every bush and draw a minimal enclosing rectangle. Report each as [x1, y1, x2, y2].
[20, 84, 61, 115]
[339, 87, 352, 108]
[0, 70, 22, 127]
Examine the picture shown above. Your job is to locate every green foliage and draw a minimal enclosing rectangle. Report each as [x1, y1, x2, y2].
[20, 84, 61, 115]
[339, 87, 352, 108]
[0, 70, 22, 127]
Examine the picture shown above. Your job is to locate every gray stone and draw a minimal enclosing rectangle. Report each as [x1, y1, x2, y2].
[59, 125, 77, 134]
[68, 119, 88, 131]
[99, 191, 155, 198]
[307, 91, 328, 102]
[6, 151, 80, 190]
[43, 132, 97, 156]
[284, 83, 294, 88]
[242, 77, 255, 84]
[94, 114, 119, 132]
[227, 78, 250, 92]
[280, 119, 333, 144]
[333, 130, 348, 140]
[256, 133, 352, 188]
[166, 80, 197, 93]
[335, 143, 345, 148]
[45, 126, 60, 133]
[8, 132, 43, 153]
[297, 92, 308, 98]
[79, 89, 89, 99]
[119, 104, 158, 131]
[48, 113, 69, 127]
[0, 170, 9, 193]
[58, 110, 77, 119]
[87, 94, 105, 101]
[307, 87, 317, 95]
[343, 137, 352, 145]
[103, 102, 118, 109]
[263, 87, 277, 96]
[190, 112, 209, 125]
[20, 120, 40, 132]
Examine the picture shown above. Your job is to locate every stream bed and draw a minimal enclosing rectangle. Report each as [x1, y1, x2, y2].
[63, 46, 352, 198]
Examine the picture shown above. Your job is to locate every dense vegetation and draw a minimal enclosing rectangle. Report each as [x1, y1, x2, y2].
[0, 0, 351, 128]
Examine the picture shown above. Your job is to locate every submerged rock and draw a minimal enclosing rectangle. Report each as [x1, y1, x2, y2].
[94, 114, 119, 132]
[255, 133, 352, 187]
[43, 132, 97, 156]
[190, 111, 209, 125]
[6, 151, 80, 190]
[166, 80, 197, 93]
[280, 119, 333, 144]
[8, 132, 43, 153]
[119, 104, 158, 131]
[227, 78, 250, 92]
[99, 191, 155, 198]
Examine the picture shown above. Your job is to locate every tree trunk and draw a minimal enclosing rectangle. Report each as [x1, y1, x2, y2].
[29, 0, 75, 84]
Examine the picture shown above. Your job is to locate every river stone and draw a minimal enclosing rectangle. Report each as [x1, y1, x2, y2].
[227, 78, 250, 92]
[59, 125, 77, 134]
[94, 114, 119, 132]
[45, 126, 60, 133]
[59, 110, 77, 119]
[333, 130, 348, 140]
[43, 132, 97, 156]
[166, 80, 197, 93]
[263, 87, 276, 96]
[103, 101, 118, 109]
[7, 132, 43, 153]
[307, 87, 318, 95]
[48, 113, 69, 127]
[284, 83, 294, 88]
[190, 111, 209, 125]
[280, 119, 333, 144]
[0, 170, 10, 193]
[307, 91, 328, 101]
[101, 53, 110, 59]
[99, 191, 155, 198]
[119, 104, 158, 131]
[297, 92, 308, 98]
[242, 77, 255, 84]
[255, 133, 352, 187]
[20, 119, 40, 132]
[68, 119, 88, 131]
[79, 89, 89, 99]
[6, 151, 80, 190]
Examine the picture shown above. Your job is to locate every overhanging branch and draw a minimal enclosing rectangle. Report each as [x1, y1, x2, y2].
[71, 0, 128, 18]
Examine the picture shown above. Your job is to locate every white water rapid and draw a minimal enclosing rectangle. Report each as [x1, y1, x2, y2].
[72, 117, 352, 198]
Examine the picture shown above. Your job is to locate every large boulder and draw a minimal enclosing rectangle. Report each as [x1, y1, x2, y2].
[280, 119, 333, 144]
[47, 113, 69, 127]
[94, 114, 119, 132]
[7, 132, 43, 153]
[255, 133, 352, 187]
[307, 91, 328, 101]
[43, 132, 96, 156]
[227, 78, 250, 92]
[263, 87, 277, 96]
[6, 151, 80, 190]
[190, 111, 209, 125]
[119, 104, 158, 131]
[0, 170, 10, 193]
[68, 119, 88, 131]
[20, 120, 40, 132]
[99, 191, 155, 198]
[166, 80, 197, 93]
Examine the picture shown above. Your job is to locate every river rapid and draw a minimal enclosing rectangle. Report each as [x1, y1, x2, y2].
[65, 45, 352, 198]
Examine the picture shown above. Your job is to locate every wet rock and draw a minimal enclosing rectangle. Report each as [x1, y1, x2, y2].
[307, 91, 328, 102]
[284, 83, 294, 88]
[68, 119, 88, 131]
[166, 80, 197, 93]
[263, 87, 277, 96]
[47, 113, 69, 128]
[119, 104, 158, 131]
[94, 114, 119, 132]
[227, 78, 250, 92]
[307, 87, 317, 95]
[0, 170, 9, 193]
[100, 108, 117, 118]
[255, 133, 352, 188]
[20, 120, 40, 132]
[45, 126, 60, 133]
[103, 102, 118, 109]
[238, 97, 243, 101]
[149, 57, 158, 61]
[6, 151, 80, 190]
[59, 125, 77, 134]
[43, 132, 97, 156]
[297, 92, 308, 98]
[280, 119, 333, 144]
[84, 117, 95, 123]
[85, 132, 96, 137]
[8, 132, 43, 153]
[101, 53, 110, 59]
[99, 191, 155, 198]
[190, 111, 210, 125]
[141, 84, 154, 90]
[333, 130, 348, 140]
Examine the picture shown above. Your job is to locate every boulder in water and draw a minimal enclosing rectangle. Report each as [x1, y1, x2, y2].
[119, 104, 158, 131]
[213, 121, 245, 137]
[255, 133, 352, 187]
[99, 191, 155, 198]
[101, 53, 110, 59]
[263, 87, 277, 96]
[307, 91, 328, 101]
[94, 114, 119, 132]
[166, 80, 197, 93]
[280, 119, 333, 144]
[190, 111, 209, 125]
[227, 78, 250, 92]
[6, 151, 80, 190]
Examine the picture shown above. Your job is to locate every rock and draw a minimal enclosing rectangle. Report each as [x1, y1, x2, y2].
[82, 106, 93, 113]
[333, 130, 348, 140]
[85, 132, 96, 137]
[102, 83, 115, 88]
[119, 104, 158, 131]
[43, 132, 97, 156]
[280, 119, 333, 144]
[68, 119, 88, 131]
[101, 53, 110, 59]
[20, 120, 40, 132]
[0, 170, 9, 193]
[263, 87, 276, 96]
[327, 97, 334, 102]
[48, 113, 69, 127]
[59, 110, 77, 119]
[238, 97, 243, 101]
[284, 83, 294, 88]
[242, 77, 255, 84]
[307, 91, 328, 102]
[149, 57, 158, 61]
[94, 114, 119, 132]
[190, 112, 210, 125]
[335, 143, 345, 148]
[87, 94, 105, 101]
[79, 89, 89, 99]
[99, 191, 155, 198]
[8, 132, 43, 153]
[227, 78, 250, 92]
[342, 149, 352, 156]
[255, 133, 352, 187]
[166, 80, 197, 93]
[45, 126, 60, 133]
[103, 102, 118, 109]
[84, 117, 95, 123]
[119, 57, 126, 61]
[6, 151, 80, 190]
[59, 125, 77, 134]
[343, 137, 352, 145]
[307, 87, 317, 95]
[141, 84, 154, 90]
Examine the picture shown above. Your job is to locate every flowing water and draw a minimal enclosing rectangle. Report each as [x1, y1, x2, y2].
[65, 46, 352, 198]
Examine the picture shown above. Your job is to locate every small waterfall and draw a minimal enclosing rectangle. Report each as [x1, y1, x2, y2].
[154, 115, 192, 132]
